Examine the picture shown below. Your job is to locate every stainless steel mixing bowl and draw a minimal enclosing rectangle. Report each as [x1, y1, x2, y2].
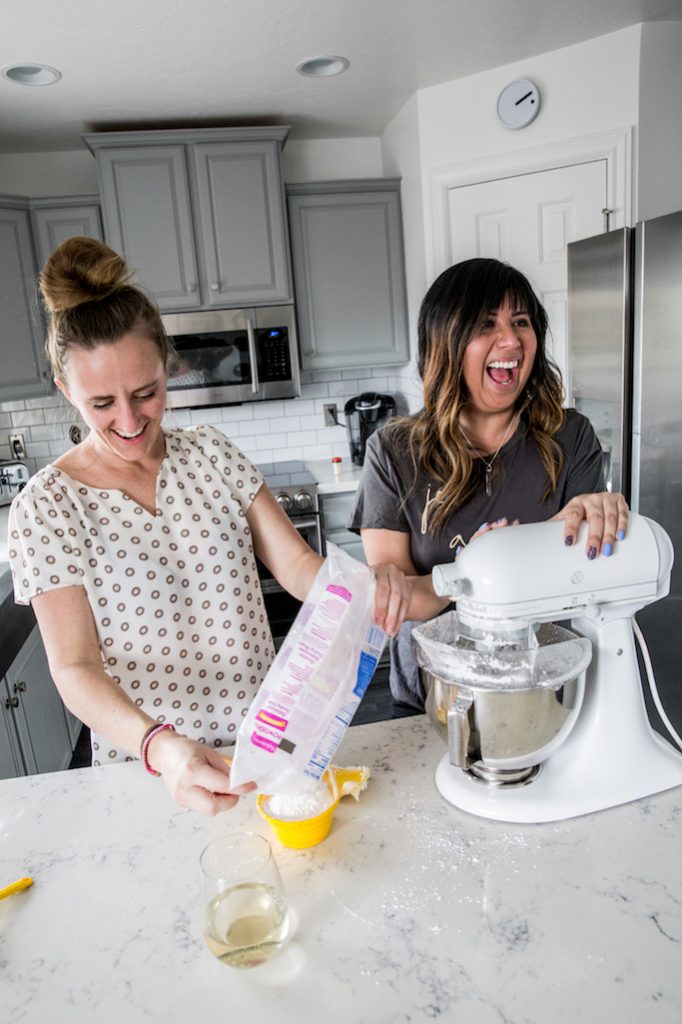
[415, 617, 592, 785]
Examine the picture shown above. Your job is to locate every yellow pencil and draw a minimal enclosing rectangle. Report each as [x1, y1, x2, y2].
[0, 876, 33, 900]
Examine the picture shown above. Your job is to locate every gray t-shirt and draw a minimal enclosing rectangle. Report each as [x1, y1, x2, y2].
[348, 409, 604, 708]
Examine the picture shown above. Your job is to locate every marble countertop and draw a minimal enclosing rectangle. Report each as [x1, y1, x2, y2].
[2, 715, 681, 1024]
[305, 457, 363, 494]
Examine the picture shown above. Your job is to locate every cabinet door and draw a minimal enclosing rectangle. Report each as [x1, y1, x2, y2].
[0, 206, 50, 401]
[0, 682, 25, 779]
[193, 141, 292, 306]
[97, 146, 201, 311]
[31, 201, 103, 268]
[6, 625, 73, 774]
[288, 188, 409, 370]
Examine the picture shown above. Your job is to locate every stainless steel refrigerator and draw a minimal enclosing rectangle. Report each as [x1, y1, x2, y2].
[568, 209, 682, 737]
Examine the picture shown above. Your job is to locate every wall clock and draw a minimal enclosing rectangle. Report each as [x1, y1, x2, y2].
[496, 79, 541, 129]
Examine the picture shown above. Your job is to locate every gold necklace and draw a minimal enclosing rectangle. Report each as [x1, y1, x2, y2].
[459, 415, 518, 496]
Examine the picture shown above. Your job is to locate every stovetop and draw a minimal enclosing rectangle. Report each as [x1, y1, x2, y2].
[258, 460, 318, 516]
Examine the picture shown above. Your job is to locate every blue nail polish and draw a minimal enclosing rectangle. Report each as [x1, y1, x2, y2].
[478, 522, 489, 531]
[587, 546, 597, 560]
[604, 542, 613, 557]
[564, 535, 574, 547]
[617, 530, 625, 540]
[455, 544, 463, 557]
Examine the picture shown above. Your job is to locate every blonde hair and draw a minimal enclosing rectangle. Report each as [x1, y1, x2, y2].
[39, 236, 171, 379]
[389, 258, 566, 533]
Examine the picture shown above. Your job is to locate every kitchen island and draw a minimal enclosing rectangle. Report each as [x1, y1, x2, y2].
[2, 715, 681, 1024]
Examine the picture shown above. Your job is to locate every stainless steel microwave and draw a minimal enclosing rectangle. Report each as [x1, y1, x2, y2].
[162, 306, 301, 409]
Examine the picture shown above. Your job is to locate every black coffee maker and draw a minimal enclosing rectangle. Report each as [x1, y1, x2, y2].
[344, 392, 396, 466]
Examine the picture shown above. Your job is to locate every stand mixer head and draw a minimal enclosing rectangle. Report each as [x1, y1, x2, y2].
[415, 513, 682, 822]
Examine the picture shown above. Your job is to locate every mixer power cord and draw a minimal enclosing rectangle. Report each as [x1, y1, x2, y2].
[633, 618, 682, 753]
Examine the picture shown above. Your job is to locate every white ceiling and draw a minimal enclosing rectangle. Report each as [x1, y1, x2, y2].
[2, 0, 680, 155]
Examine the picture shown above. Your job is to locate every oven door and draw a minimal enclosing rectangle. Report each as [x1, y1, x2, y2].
[257, 514, 322, 650]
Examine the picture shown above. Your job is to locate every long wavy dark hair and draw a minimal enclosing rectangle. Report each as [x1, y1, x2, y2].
[388, 258, 565, 533]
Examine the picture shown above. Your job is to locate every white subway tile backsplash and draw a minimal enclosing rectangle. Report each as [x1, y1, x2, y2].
[253, 401, 284, 420]
[270, 445, 304, 462]
[218, 404, 252, 423]
[2, 363, 413, 471]
[328, 379, 356, 398]
[270, 416, 298, 434]
[308, 370, 344, 383]
[29, 441, 52, 457]
[27, 424, 63, 442]
[300, 383, 329, 399]
[24, 394, 61, 410]
[286, 399, 315, 417]
[286, 430, 318, 447]
[9, 410, 46, 428]
[357, 377, 388, 392]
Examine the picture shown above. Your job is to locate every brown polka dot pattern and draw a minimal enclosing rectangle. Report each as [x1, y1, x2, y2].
[8, 426, 275, 765]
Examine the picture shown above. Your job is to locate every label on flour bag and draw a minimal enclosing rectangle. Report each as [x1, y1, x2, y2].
[229, 545, 386, 793]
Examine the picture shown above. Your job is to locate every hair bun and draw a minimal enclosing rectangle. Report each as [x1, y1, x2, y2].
[39, 236, 132, 314]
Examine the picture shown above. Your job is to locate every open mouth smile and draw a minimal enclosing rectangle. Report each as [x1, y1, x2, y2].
[486, 359, 519, 386]
[112, 425, 147, 443]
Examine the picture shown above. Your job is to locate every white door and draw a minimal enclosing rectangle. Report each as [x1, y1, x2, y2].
[445, 160, 607, 395]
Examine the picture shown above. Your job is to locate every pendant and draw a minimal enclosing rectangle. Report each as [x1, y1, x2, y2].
[485, 465, 492, 496]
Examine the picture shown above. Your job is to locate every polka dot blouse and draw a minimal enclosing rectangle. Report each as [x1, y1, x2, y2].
[8, 426, 275, 765]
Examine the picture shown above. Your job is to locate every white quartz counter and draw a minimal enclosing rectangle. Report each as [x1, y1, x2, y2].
[2, 715, 681, 1024]
[305, 457, 363, 494]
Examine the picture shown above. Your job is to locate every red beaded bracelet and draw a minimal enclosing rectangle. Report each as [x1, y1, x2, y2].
[140, 722, 176, 777]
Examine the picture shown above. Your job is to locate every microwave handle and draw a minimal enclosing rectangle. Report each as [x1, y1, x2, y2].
[246, 318, 260, 394]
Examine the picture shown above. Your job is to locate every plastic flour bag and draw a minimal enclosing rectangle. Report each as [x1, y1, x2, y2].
[229, 543, 386, 794]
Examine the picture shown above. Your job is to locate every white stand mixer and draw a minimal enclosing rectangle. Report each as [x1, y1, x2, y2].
[425, 512, 682, 823]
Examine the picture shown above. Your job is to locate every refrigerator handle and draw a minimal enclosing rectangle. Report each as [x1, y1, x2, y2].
[602, 208, 613, 232]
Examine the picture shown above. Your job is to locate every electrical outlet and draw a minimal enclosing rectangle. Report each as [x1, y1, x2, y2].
[9, 433, 27, 460]
[323, 403, 338, 427]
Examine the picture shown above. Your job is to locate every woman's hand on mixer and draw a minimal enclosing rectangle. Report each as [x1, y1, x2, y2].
[146, 730, 257, 815]
[553, 492, 629, 559]
[369, 563, 413, 636]
[470, 516, 521, 543]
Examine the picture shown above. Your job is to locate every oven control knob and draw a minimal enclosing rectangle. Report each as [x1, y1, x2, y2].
[294, 489, 314, 512]
[276, 491, 293, 513]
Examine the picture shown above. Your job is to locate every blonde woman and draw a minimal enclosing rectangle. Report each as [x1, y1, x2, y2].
[8, 237, 411, 812]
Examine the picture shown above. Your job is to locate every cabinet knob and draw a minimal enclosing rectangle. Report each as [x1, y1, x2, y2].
[14, 681, 27, 693]
[5, 697, 19, 709]
[210, 281, 220, 291]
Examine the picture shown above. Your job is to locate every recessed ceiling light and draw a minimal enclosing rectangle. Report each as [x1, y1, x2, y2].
[295, 55, 350, 78]
[2, 63, 62, 86]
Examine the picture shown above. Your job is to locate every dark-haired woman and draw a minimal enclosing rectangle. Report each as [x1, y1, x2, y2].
[349, 258, 628, 712]
[8, 236, 411, 813]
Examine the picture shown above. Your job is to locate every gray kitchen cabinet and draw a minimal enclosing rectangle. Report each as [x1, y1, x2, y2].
[30, 194, 103, 268]
[92, 144, 201, 312]
[193, 140, 292, 306]
[287, 180, 409, 371]
[0, 197, 51, 402]
[83, 127, 293, 312]
[320, 490, 366, 563]
[1, 625, 75, 779]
